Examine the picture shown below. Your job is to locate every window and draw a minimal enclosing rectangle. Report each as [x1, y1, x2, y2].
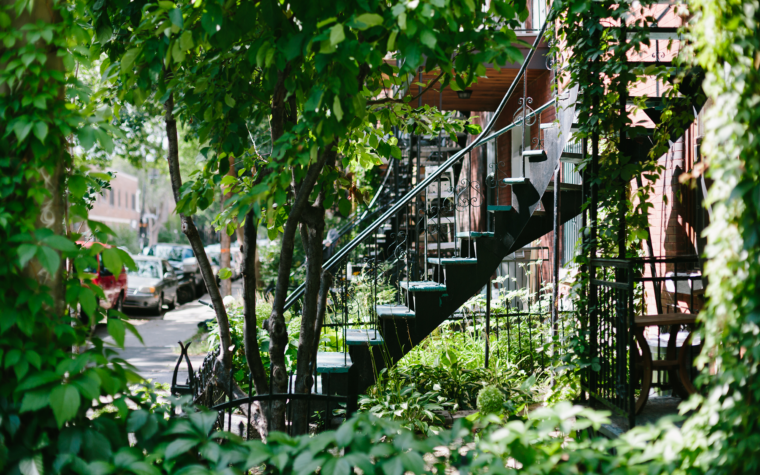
[132, 194, 136, 210]
[118, 190, 121, 207]
[128, 260, 160, 279]
[109, 189, 114, 206]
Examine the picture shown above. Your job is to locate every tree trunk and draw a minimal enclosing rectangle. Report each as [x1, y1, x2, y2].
[266, 147, 334, 431]
[242, 210, 269, 437]
[6, 0, 66, 314]
[292, 207, 327, 434]
[163, 92, 234, 373]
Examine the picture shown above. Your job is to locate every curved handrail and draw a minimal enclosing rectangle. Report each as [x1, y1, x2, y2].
[284, 20, 550, 310]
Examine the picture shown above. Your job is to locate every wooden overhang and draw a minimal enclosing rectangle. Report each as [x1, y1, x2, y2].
[401, 40, 551, 112]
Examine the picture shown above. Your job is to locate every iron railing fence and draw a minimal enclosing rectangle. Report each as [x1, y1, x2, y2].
[583, 255, 703, 428]
[171, 345, 356, 438]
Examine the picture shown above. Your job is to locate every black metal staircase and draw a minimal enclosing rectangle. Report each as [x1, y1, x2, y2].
[279, 24, 589, 394]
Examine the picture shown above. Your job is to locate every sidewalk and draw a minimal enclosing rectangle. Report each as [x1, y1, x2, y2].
[97, 299, 214, 386]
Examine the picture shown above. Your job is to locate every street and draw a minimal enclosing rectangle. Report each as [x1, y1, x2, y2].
[96, 280, 243, 386]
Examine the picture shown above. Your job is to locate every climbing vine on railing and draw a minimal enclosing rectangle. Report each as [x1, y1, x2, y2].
[670, 0, 760, 471]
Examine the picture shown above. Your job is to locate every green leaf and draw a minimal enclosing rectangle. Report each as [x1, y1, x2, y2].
[317, 17, 337, 28]
[36, 246, 60, 274]
[171, 40, 185, 63]
[126, 410, 149, 432]
[0, 12, 10, 28]
[330, 23, 345, 45]
[355, 13, 384, 29]
[179, 30, 194, 51]
[20, 391, 50, 412]
[108, 318, 126, 347]
[305, 88, 324, 112]
[32, 121, 48, 143]
[121, 48, 140, 72]
[16, 371, 59, 392]
[224, 94, 236, 107]
[13, 120, 33, 142]
[387, 30, 398, 51]
[77, 126, 97, 150]
[165, 438, 200, 460]
[189, 411, 218, 434]
[32, 96, 47, 109]
[79, 287, 96, 317]
[332, 96, 344, 121]
[101, 247, 122, 278]
[43, 235, 77, 253]
[18, 457, 43, 475]
[115, 248, 136, 271]
[50, 385, 80, 428]
[420, 29, 437, 49]
[18, 243, 38, 268]
[218, 268, 232, 280]
[339, 198, 351, 216]
[169, 8, 183, 28]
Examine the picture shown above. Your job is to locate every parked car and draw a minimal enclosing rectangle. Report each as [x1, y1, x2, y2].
[77, 241, 127, 316]
[124, 256, 179, 314]
[143, 243, 204, 296]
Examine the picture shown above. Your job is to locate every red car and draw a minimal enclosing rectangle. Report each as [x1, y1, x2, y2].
[79, 242, 127, 314]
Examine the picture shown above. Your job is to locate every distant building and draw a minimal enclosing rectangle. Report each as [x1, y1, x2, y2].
[90, 170, 141, 229]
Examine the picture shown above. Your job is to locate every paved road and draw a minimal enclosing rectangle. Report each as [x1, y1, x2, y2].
[96, 280, 243, 386]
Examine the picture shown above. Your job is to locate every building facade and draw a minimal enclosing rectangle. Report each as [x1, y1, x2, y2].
[89, 170, 141, 230]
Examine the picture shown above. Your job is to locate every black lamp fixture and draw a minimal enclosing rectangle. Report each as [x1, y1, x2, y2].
[457, 90, 473, 99]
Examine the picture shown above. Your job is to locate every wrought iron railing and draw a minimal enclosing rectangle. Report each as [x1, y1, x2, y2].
[283, 21, 552, 313]
[171, 345, 356, 437]
[583, 255, 703, 428]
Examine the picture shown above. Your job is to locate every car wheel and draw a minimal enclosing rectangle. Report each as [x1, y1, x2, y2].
[153, 293, 164, 316]
[168, 292, 178, 310]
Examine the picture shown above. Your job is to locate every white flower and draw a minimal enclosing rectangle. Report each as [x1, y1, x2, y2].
[223, 295, 237, 308]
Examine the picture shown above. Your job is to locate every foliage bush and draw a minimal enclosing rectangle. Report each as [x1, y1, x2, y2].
[477, 386, 505, 416]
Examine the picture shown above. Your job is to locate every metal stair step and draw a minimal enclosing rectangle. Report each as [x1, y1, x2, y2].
[345, 329, 384, 346]
[487, 205, 514, 213]
[546, 183, 583, 192]
[375, 305, 416, 318]
[523, 149, 547, 162]
[611, 26, 681, 41]
[316, 352, 352, 374]
[427, 257, 478, 265]
[501, 177, 531, 185]
[426, 242, 456, 250]
[399, 281, 447, 292]
[560, 151, 583, 163]
[456, 231, 495, 238]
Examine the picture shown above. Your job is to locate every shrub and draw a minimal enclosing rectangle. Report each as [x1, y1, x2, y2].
[477, 386, 505, 415]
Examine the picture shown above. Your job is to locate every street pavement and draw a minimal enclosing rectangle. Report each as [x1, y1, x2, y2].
[96, 280, 243, 386]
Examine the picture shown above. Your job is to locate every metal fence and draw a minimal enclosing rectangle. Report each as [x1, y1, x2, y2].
[171, 345, 356, 437]
[583, 255, 703, 428]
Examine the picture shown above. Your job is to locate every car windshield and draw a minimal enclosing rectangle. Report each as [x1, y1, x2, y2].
[128, 260, 161, 279]
[152, 246, 182, 262]
[182, 248, 194, 259]
[207, 252, 220, 266]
